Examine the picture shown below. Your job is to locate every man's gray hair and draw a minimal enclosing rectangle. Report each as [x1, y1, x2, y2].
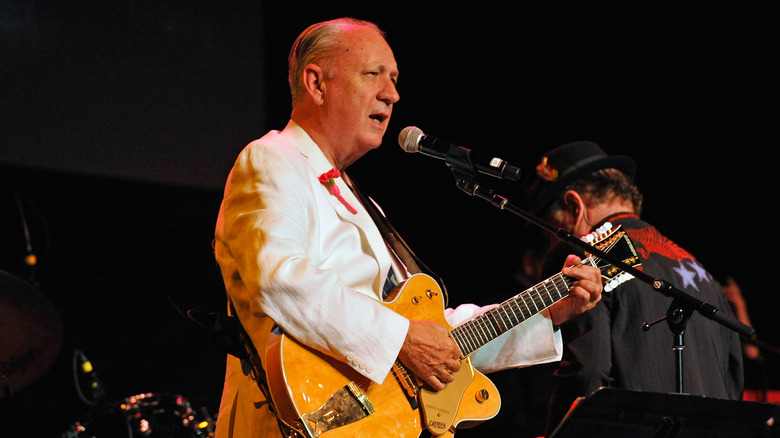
[287, 18, 384, 106]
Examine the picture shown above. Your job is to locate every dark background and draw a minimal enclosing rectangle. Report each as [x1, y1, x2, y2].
[1, 2, 778, 436]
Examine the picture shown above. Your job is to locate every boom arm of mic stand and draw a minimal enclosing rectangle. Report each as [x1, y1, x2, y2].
[452, 174, 756, 340]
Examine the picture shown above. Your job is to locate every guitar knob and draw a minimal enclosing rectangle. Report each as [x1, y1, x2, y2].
[475, 389, 490, 402]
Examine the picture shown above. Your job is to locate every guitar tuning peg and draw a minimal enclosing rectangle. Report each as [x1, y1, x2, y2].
[604, 271, 635, 292]
[582, 222, 617, 244]
[593, 222, 613, 240]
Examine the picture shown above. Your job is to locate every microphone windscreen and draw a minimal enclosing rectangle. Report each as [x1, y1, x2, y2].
[398, 126, 423, 153]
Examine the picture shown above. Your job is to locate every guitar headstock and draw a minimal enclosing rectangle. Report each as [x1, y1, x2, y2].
[581, 222, 641, 292]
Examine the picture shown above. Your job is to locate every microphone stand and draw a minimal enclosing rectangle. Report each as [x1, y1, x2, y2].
[642, 298, 694, 393]
[446, 167, 756, 394]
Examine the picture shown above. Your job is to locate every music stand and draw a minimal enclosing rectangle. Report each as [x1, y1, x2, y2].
[549, 388, 779, 438]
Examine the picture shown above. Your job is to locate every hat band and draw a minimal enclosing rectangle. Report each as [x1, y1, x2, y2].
[558, 154, 608, 179]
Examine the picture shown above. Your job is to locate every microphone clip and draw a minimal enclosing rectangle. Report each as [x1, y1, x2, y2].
[444, 145, 479, 180]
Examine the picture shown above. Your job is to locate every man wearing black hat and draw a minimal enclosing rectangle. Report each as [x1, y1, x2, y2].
[523, 141, 744, 435]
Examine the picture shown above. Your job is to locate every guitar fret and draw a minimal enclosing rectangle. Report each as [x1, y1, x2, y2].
[538, 284, 550, 307]
[486, 313, 501, 335]
[506, 298, 521, 323]
[451, 329, 466, 355]
[461, 326, 476, 355]
[537, 281, 552, 308]
[491, 306, 512, 333]
[455, 325, 471, 354]
[521, 294, 534, 318]
[531, 282, 548, 313]
[462, 323, 479, 353]
[524, 290, 539, 313]
[473, 318, 488, 348]
[484, 313, 500, 337]
[491, 308, 506, 333]
[547, 278, 560, 305]
[554, 275, 566, 296]
[481, 314, 497, 339]
[548, 279, 558, 301]
[507, 297, 525, 325]
[474, 315, 491, 345]
[463, 325, 480, 355]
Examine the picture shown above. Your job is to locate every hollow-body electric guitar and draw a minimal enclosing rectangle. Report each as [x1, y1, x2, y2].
[263, 223, 640, 438]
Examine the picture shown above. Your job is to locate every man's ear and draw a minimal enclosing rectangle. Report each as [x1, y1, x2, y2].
[302, 63, 326, 104]
[563, 190, 583, 215]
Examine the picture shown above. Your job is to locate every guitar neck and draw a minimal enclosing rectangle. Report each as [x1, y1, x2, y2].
[450, 257, 594, 357]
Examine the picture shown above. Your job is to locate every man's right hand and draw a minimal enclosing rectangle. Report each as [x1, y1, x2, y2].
[397, 320, 462, 391]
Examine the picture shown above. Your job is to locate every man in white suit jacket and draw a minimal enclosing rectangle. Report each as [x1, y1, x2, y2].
[213, 18, 603, 437]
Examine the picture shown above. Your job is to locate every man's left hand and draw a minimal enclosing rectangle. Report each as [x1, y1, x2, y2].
[549, 254, 603, 326]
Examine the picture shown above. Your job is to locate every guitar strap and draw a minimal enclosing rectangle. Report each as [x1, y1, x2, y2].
[343, 173, 448, 306]
[187, 295, 296, 435]
[227, 298, 301, 437]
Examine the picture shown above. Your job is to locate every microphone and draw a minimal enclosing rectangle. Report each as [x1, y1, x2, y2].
[398, 126, 521, 181]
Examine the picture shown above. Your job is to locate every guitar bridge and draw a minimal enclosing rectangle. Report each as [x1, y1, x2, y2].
[391, 360, 420, 410]
[300, 382, 375, 437]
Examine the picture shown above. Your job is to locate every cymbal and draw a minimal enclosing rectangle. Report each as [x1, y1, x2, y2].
[0, 269, 63, 398]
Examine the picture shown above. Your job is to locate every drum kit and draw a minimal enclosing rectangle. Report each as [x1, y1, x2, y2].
[1, 267, 217, 437]
[61, 392, 215, 438]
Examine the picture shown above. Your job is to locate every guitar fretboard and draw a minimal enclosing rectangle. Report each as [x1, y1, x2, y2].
[450, 257, 595, 357]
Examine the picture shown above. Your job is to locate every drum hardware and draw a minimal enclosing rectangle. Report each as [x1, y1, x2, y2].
[0, 269, 63, 398]
[62, 392, 216, 437]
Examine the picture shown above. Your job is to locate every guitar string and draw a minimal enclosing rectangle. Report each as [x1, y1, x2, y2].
[452, 257, 602, 356]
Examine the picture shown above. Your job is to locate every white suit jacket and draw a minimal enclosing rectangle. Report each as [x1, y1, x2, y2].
[213, 121, 562, 437]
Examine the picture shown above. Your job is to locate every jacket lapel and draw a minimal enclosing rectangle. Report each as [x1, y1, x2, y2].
[282, 123, 391, 299]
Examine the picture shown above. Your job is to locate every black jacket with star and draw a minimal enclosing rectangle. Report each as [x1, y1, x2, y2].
[544, 213, 744, 434]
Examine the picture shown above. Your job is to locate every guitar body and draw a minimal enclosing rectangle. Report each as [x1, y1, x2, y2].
[264, 274, 501, 438]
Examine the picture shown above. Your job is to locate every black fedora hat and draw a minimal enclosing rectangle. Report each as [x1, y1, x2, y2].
[525, 141, 636, 215]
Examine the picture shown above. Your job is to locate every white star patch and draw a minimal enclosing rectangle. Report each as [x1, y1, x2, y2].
[689, 260, 713, 282]
[673, 260, 700, 292]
